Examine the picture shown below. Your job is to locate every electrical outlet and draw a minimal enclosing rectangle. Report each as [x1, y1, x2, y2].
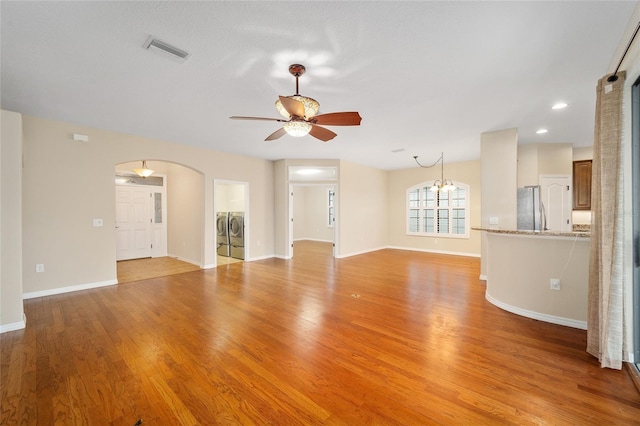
[550, 278, 561, 290]
[35, 264, 44, 273]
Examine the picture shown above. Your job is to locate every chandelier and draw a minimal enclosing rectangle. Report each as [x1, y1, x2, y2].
[133, 160, 154, 178]
[413, 152, 456, 192]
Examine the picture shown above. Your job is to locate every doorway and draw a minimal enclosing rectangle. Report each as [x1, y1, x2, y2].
[214, 180, 248, 264]
[289, 184, 336, 258]
[115, 175, 167, 261]
[540, 175, 572, 232]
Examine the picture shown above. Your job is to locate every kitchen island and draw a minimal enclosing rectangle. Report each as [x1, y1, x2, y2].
[473, 228, 591, 329]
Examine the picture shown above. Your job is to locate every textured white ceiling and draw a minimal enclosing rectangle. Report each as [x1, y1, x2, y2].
[1, 1, 637, 170]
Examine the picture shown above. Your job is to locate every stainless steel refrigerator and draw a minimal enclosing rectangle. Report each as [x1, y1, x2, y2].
[517, 185, 546, 231]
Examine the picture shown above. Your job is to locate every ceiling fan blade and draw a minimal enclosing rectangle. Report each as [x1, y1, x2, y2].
[230, 116, 285, 122]
[265, 127, 287, 141]
[278, 96, 305, 118]
[309, 124, 337, 142]
[311, 112, 362, 126]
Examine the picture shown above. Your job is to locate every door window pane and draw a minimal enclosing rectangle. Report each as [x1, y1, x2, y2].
[154, 193, 162, 223]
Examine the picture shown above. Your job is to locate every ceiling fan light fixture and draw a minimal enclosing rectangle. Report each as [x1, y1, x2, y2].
[283, 121, 312, 137]
[275, 95, 320, 119]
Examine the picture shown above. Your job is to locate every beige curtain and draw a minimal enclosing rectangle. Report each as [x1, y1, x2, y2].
[586, 71, 625, 369]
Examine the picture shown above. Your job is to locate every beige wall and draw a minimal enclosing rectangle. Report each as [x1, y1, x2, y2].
[518, 143, 573, 187]
[215, 182, 245, 213]
[387, 160, 482, 256]
[273, 160, 289, 257]
[517, 144, 538, 187]
[480, 128, 518, 277]
[167, 163, 204, 264]
[573, 146, 593, 161]
[20, 114, 274, 295]
[486, 233, 590, 326]
[293, 186, 307, 240]
[338, 160, 387, 257]
[481, 129, 518, 229]
[1, 110, 25, 331]
[537, 143, 573, 176]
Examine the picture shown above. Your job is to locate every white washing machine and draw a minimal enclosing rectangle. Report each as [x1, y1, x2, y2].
[216, 212, 230, 257]
[228, 211, 244, 260]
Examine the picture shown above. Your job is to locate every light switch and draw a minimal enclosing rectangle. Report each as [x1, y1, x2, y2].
[93, 218, 103, 227]
[489, 217, 499, 225]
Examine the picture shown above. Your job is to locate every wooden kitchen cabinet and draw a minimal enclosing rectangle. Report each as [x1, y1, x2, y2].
[573, 160, 592, 210]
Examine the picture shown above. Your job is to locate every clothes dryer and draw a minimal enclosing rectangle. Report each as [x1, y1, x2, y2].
[228, 211, 244, 259]
[216, 212, 230, 256]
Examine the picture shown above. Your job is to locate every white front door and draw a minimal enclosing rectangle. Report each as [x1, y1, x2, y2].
[116, 186, 152, 260]
[540, 175, 572, 232]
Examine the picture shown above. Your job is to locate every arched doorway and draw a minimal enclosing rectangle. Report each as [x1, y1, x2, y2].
[115, 160, 205, 282]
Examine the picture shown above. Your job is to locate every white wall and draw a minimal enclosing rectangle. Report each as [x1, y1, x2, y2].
[387, 160, 482, 256]
[20, 114, 274, 296]
[1, 110, 25, 331]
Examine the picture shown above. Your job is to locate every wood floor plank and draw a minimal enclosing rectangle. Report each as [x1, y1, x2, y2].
[2, 240, 639, 424]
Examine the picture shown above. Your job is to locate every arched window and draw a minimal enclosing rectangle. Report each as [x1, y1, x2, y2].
[406, 181, 470, 238]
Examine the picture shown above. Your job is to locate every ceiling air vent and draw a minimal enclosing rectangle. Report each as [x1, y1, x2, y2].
[143, 36, 190, 62]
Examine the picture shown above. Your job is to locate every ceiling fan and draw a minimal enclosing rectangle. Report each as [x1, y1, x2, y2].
[230, 64, 362, 142]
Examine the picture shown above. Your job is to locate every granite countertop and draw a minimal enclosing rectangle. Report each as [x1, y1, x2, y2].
[472, 227, 591, 238]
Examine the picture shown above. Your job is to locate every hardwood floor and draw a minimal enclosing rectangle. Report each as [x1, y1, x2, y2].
[2, 240, 639, 424]
[117, 257, 201, 284]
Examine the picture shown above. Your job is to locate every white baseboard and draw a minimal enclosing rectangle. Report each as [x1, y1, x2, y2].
[485, 292, 587, 330]
[335, 246, 387, 259]
[23, 279, 117, 300]
[0, 313, 26, 333]
[294, 238, 333, 243]
[245, 254, 275, 262]
[385, 245, 481, 258]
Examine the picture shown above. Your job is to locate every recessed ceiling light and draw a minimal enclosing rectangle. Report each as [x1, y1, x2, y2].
[552, 102, 568, 110]
[536, 129, 548, 134]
